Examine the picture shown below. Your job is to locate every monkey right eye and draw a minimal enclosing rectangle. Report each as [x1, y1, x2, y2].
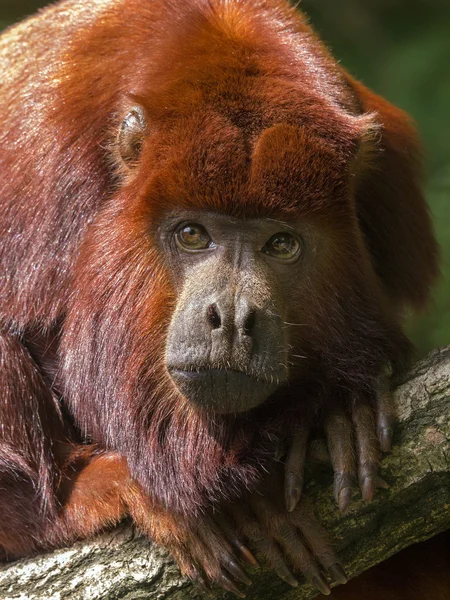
[176, 224, 215, 251]
[117, 106, 146, 167]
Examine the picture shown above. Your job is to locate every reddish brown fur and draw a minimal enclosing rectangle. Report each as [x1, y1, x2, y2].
[0, 0, 439, 588]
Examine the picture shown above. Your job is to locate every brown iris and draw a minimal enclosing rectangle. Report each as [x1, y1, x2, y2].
[263, 232, 301, 261]
[176, 224, 214, 251]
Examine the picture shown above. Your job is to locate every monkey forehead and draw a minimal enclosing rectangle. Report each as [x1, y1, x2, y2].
[140, 113, 363, 221]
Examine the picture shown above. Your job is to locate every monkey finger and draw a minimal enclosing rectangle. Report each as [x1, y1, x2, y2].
[285, 423, 310, 512]
[197, 521, 252, 586]
[324, 408, 356, 513]
[224, 558, 252, 586]
[275, 521, 331, 595]
[227, 503, 299, 588]
[376, 379, 396, 453]
[213, 543, 253, 586]
[202, 540, 252, 587]
[192, 570, 214, 597]
[249, 496, 332, 595]
[169, 544, 214, 589]
[216, 573, 246, 598]
[351, 398, 386, 502]
[204, 559, 248, 598]
[166, 519, 250, 594]
[179, 534, 250, 596]
[289, 501, 347, 585]
[213, 513, 259, 567]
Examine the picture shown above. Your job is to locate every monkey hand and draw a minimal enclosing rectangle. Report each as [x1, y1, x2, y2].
[283, 375, 393, 513]
[221, 475, 347, 597]
[155, 468, 347, 597]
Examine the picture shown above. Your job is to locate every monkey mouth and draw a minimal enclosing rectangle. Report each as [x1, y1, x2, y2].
[169, 364, 277, 385]
[167, 366, 281, 414]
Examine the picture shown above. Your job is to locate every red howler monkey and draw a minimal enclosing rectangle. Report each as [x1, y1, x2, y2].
[0, 0, 439, 597]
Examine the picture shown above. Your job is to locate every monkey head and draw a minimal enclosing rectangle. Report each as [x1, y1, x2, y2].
[114, 96, 368, 416]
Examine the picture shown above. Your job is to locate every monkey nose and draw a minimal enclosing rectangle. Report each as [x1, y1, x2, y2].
[206, 296, 257, 339]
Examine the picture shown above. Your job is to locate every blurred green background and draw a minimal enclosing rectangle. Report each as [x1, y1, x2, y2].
[1, 0, 449, 356]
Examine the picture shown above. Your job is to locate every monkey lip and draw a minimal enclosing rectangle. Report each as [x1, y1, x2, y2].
[168, 367, 280, 414]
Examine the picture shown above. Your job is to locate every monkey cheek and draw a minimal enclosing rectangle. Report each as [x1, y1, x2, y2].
[168, 368, 277, 414]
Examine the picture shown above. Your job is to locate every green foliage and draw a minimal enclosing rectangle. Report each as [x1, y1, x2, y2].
[2, 0, 449, 354]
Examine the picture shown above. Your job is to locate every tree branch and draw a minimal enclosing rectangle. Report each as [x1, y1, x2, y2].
[1, 347, 449, 600]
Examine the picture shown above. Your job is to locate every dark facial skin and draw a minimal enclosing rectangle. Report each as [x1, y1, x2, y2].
[158, 210, 308, 414]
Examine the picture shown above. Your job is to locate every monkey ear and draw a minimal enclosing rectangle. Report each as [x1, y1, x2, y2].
[117, 105, 147, 168]
[347, 75, 439, 312]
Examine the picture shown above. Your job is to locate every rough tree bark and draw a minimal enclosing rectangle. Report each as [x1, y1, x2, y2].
[1, 347, 449, 600]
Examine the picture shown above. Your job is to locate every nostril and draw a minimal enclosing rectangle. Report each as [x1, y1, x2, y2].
[207, 303, 221, 330]
[242, 310, 256, 337]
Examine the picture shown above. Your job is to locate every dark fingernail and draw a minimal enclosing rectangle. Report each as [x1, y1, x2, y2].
[312, 575, 331, 595]
[276, 566, 298, 587]
[219, 574, 246, 598]
[379, 427, 393, 452]
[362, 477, 375, 502]
[329, 563, 348, 584]
[227, 560, 252, 586]
[239, 545, 259, 567]
[285, 474, 302, 512]
[338, 487, 352, 513]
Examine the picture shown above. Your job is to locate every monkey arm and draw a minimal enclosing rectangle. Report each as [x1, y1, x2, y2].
[3, 443, 344, 597]
[0, 330, 344, 597]
[1, 347, 447, 600]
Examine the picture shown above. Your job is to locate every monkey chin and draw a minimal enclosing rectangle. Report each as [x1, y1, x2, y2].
[168, 367, 279, 414]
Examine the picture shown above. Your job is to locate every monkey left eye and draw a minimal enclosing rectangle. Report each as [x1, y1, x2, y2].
[263, 232, 302, 261]
[176, 224, 215, 251]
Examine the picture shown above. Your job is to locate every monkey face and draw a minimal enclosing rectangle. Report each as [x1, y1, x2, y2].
[159, 211, 308, 414]
[113, 104, 351, 415]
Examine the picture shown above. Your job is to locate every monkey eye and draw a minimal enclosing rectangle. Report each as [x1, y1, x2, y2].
[262, 232, 302, 261]
[117, 106, 146, 167]
[176, 224, 215, 251]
